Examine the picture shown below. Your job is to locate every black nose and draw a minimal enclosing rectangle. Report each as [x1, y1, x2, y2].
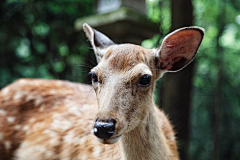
[93, 118, 116, 139]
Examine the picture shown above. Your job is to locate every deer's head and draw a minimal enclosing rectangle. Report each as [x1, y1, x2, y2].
[83, 23, 204, 144]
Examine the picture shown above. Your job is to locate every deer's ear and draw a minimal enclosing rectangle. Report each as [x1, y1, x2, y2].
[156, 27, 204, 72]
[83, 23, 115, 63]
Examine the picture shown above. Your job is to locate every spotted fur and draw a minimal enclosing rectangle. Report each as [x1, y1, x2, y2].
[0, 79, 178, 160]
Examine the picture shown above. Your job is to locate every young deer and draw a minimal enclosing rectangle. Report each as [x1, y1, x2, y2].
[0, 23, 204, 160]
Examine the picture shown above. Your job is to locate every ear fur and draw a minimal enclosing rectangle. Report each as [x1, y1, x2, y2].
[156, 27, 204, 72]
[83, 23, 115, 63]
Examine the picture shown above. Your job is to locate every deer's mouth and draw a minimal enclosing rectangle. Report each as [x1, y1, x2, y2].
[96, 134, 122, 144]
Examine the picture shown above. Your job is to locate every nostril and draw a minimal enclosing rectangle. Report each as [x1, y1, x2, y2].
[108, 119, 116, 132]
[93, 118, 116, 139]
[108, 125, 114, 132]
[112, 119, 116, 125]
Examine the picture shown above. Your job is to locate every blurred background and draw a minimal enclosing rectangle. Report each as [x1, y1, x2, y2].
[0, 0, 240, 159]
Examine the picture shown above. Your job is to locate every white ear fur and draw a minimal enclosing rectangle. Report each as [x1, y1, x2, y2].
[83, 23, 115, 63]
[83, 23, 95, 49]
[156, 27, 204, 72]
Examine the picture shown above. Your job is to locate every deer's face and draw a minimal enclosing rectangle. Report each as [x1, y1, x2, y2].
[83, 23, 204, 144]
[90, 44, 158, 144]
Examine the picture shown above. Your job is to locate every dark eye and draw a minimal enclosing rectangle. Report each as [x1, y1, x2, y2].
[139, 75, 152, 86]
[89, 72, 98, 83]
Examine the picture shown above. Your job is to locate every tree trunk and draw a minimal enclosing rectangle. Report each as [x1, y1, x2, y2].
[212, 1, 225, 159]
[160, 0, 193, 159]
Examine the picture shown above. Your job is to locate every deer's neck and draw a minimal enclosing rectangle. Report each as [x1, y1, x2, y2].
[120, 106, 171, 160]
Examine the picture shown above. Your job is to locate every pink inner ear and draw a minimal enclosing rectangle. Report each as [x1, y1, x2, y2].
[159, 29, 203, 71]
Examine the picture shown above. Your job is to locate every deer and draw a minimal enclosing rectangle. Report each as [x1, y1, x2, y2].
[0, 23, 204, 160]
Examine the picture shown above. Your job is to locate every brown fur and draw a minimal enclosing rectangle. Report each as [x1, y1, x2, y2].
[0, 78, 177, 160]
[0, 79, 121, 160]
[106, 45, 150, 71]
[90, 43, 179, 160]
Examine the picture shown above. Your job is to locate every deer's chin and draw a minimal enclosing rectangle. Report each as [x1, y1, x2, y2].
[97, 135, 121, 144]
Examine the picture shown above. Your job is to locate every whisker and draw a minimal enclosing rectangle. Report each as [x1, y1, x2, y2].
[82, 88, 96, 120]
[85, 88, 95, 102]
[86, 81, 92, 84]
[86, 110, 95, 121]
[81, 55, 97, 67]
[88, 47, 93, 50]
[75, 65, 93, 69]
[76, 63, 94, 69]
[80, 70, 92, 73]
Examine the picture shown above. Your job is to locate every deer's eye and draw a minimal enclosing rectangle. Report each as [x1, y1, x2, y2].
[139, 75, 152, 86]
[90, 72, 98, 83]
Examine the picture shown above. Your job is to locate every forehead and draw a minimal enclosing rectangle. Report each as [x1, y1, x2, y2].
[101, 44, 152, 72]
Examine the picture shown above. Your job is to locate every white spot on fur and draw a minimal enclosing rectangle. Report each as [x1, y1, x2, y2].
[73, 137, 81, 145]
[61, 157, 71, 160]
[4, 141, 11, 150]
[50, 90, 56, 94]
[39, 106, 45, 111]
[29, 118, 36, 123]
[14, 91, 23, 100]
[83, 154, 89, 160]
[93, 146, 102, 156]
[0, 109, 6, 116]
[52, 118, 73, 131]
[15, 143, 52, 160]
[23, 125, 29, 131]
[33, 81, 41, 86]
[19, 79, 27, 84]
[35, 95, 42, 106]
[1, 88, 9, 96]
[15, 125, 21, 130]
[46, 150, 54, 157]
[63, 130, 75, 144]
[7, 116, 15, 123]
[25, 95, 34, 102]
[52, 113, 60, 119]
[62, 121, 73, 131]
[49, 138, 60, 146]
[49, 131, 57, 138]
[43, 129, 50, 134]
[56, 81, 63, 86]
[79, 104, 89, 112]
[21, 141, 29, 147]
[68, 105, 82, 117]
[36, 145, 46, 152]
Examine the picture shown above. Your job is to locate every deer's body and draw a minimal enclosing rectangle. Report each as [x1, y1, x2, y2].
[0, 78, 177, 160]
[0, 79, 120, 160]
[0, 23, 204, 160]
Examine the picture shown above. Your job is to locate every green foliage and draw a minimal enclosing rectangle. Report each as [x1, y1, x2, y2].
[144, 0, 171, 50]
[191, 0, 240, 159]
[0, 0, 95, 89]
[145, 0, 240, 159]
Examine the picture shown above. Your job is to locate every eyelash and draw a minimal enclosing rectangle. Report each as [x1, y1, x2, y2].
[89, 72, 98, 83]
